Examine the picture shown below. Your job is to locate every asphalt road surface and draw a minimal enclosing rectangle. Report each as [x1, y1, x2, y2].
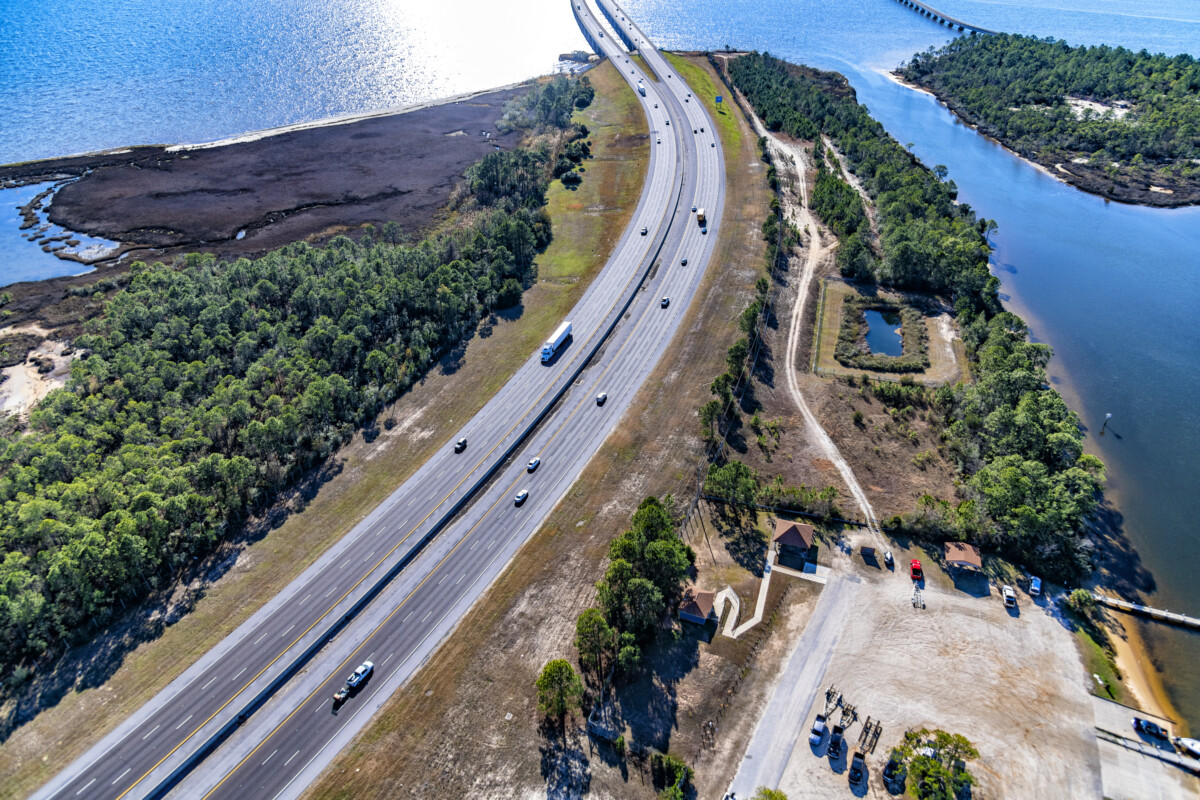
[36, 3, 724, 799]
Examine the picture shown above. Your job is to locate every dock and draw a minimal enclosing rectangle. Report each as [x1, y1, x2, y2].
[1093, 593, 1200, 631]
[889, 0, 998, 35]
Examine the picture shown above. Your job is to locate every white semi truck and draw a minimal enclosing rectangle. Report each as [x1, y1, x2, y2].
[637, 79, 646, 97]
[541, 320, 572, 362]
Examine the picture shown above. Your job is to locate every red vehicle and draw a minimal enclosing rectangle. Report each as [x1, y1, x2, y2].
[910, 559, 923, 580]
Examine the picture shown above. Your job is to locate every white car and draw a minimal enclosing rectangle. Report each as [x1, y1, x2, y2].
[527, 457, 541, 473]
[809, 714, 827, 745]
[346, 661, 374, 688]
[1002, 585, 1017, 608]
[514, 489, 529, 506]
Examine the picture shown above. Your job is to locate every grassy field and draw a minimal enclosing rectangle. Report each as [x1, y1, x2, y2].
[664, 52, 743, 167]
[630, 52, 658, 82]
[0, 60, 648, 800]
[304, 53, 774, 800]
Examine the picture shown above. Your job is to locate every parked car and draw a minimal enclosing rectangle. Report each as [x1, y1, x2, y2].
[346, 661, 374, 688]
[849, 752, 866, 784]
[1173, 736, 1200, 758]
[526, 457, 541, 473]
[514, 489, 529, 506]
[1002, 585, 1017, 607]
[828, 725, 845, 760]
[809, 713, 827, 745]
[1030, 576, 1042, 596]
[910, 559, 923, 581]
[454, 437, 467, 453]
[1133, 717, 1169, 739]
[596, 392, 608, 406]
[882, 757, 901, 784]
[884, 550, 894, 568]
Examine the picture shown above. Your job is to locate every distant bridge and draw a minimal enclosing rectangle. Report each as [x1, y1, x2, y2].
[890, 0, 998, 35]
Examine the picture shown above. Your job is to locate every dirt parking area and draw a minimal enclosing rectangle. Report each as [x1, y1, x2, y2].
[774, 549, 1104, 799]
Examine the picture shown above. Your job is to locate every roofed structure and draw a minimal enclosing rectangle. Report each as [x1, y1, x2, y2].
[945, 541, 983, 571]
[773, 519, 815, 550]
[679, 589, 716, 625]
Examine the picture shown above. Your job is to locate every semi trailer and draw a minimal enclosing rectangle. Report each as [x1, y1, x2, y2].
[541, 320, 572, 362]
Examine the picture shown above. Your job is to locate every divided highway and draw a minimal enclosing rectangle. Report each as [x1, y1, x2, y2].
[35, 3, 724, 799]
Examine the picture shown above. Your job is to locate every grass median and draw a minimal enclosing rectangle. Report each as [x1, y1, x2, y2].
[304, 53, 773, 800]
[0, 60, 648, 800]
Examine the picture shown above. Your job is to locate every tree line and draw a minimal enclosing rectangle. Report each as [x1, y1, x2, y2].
[0, 77, 595, 676]
[728, 53, 1103, 578]
[899, 34, 1200, 170]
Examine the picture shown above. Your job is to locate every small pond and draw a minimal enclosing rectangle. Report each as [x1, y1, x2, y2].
[0, 182, 118, 288]
[864, 309, 903, 357]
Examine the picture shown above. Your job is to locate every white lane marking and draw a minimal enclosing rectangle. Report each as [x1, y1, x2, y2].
[280, 624, 295, 638]
[470, 540, 478, 550]
[339, 557, 351, 569]
[490, 538, 497, 547]
[232, 667, 247, 682]
[422, 611, 432, 623]
[111, 768, 131, 785]
[141, 724, 160, 741]
[297, 593, 311, 606]
[456, 573, 465, 585]
[383, 652, 395, 665]
[437, 469, 445, 478]
[427, 491, 436, 500]
[404, 610, 414, 622]
[202, 674, 219, 690]
[407, 497, 415, 506]
[253, 628, 271, 645]
[175, 713, 193, 730]
[75, 778, 96, 795]
[363, 551, 375, 562]
[438, 573, 447, 585]
[262, 749, 278, 766]
[324, 585, 338, 598]
[284, 750, 301, 767]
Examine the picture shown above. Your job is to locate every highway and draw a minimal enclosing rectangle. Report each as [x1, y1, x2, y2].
[35, 3, 723, 799]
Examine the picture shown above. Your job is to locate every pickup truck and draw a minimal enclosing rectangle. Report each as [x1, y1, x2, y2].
[848, 752, 865, 784]
[808, 714, 827, 745]
[828, 725, 845, 760]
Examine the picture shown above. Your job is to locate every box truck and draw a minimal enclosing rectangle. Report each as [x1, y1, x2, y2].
[637, 80, 646, 97]
[541, 320, 572, 362]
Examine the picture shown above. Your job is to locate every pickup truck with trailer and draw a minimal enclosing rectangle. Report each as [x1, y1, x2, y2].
[541, 320, 572, 362]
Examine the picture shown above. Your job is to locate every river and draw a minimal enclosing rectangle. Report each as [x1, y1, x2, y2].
[2, 0, 1199, 727]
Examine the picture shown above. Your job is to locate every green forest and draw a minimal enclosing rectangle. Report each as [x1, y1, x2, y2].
[899, 34, 1200, 202]
[727, 53, 1103, 577]
[0, 76, 593, 674]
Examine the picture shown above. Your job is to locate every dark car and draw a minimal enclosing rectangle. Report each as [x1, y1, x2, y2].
[660, 297, 670, 308]
[454, 437, 467, 453]
[680, 258, 688, 266]
[828, 725, 845, 760]
[910, 559, 923, 580]
[1133, 717, 1170, 739]
[882, 757, 901, 784]
[849, 752, 865, 784]
[595, 392, 608, 406]
[641, 226, 648, 235]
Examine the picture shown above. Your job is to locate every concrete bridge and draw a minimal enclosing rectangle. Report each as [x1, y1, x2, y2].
[891, 0, 997, 35]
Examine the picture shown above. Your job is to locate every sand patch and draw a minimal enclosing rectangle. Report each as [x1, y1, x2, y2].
[0, 335, 77, 419]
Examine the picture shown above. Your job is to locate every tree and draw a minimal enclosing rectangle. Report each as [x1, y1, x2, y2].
[1066, 588, 1095, 618]
[574, 608, 614, 673]
[536, 659, 583, 720]
[751, 789, 789, 800]
[704, 459, 760, 506]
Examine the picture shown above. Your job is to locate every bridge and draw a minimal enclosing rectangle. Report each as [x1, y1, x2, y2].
[890, 0, 997, 35]
[1094, 593, 1200, 631]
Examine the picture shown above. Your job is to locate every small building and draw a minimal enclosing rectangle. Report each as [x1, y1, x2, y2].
[773, 519, 815, 563]
[679, 589, 716, 625]
[945, 541, 983, 572]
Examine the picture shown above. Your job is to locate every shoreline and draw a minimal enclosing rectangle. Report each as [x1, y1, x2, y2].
[879, 68, 1200, 209]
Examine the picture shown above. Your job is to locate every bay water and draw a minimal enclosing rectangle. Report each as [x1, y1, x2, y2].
[2, 0, 1199, 726]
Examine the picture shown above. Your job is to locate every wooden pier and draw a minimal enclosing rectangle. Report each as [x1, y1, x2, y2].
[890, 0, 998, 35]
[1094, 593, 1200, 631]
